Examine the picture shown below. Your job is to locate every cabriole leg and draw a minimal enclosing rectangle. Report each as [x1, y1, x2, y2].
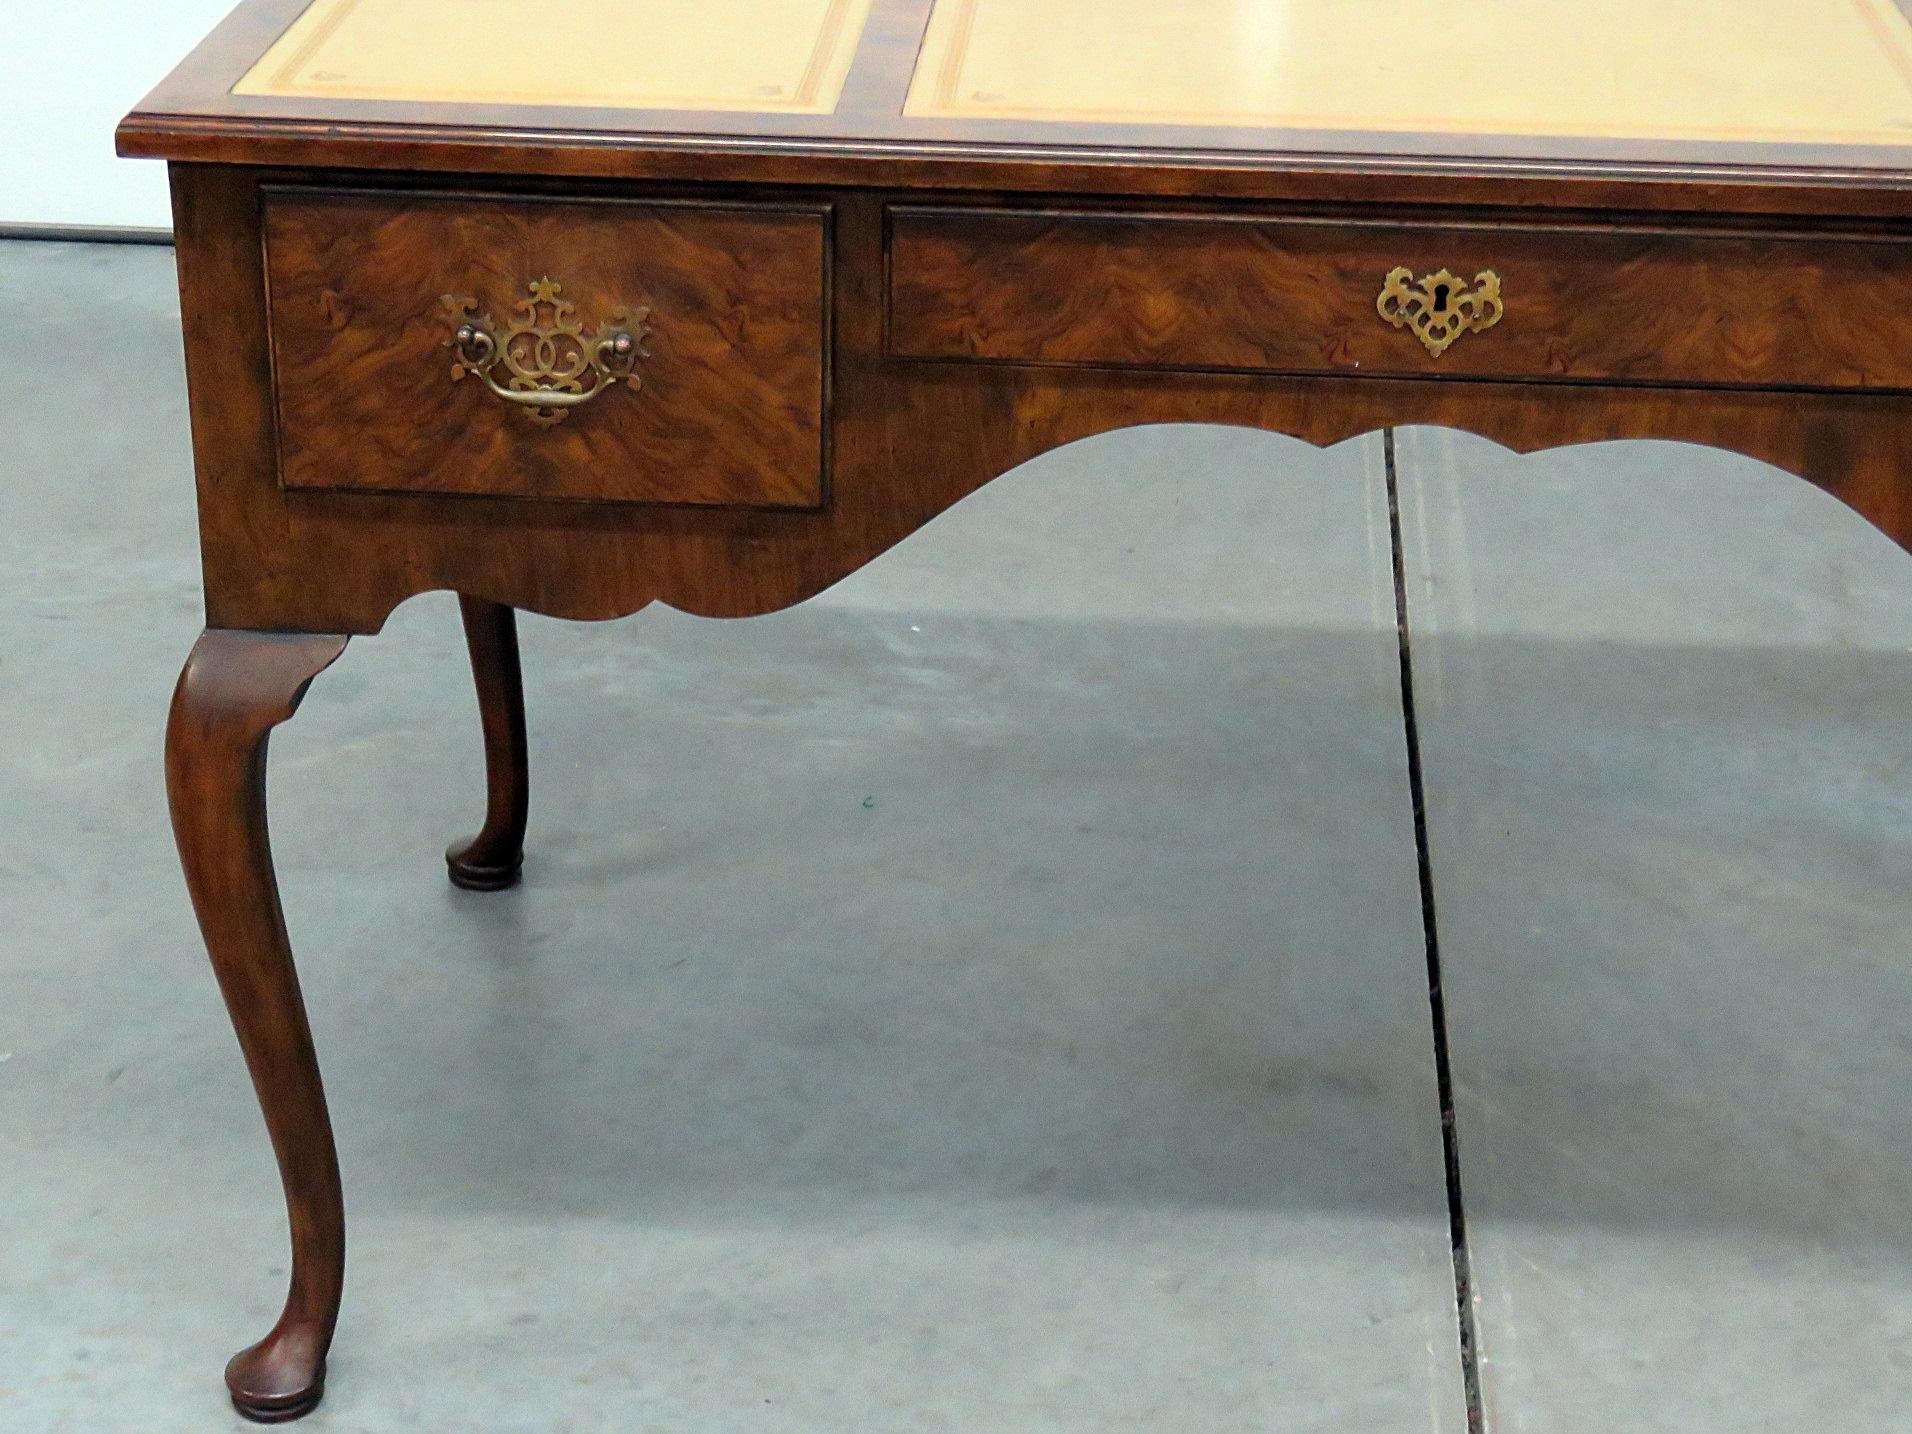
[166, 629, 351, 1423]
[446, 596, 529, 891]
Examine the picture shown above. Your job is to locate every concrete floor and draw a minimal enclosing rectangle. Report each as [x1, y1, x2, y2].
[1400, 431, 1912, 1432]
[0, 238, 1906, 1433]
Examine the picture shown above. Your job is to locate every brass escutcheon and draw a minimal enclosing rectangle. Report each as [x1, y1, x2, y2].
[442, 278, 652, 427]
[1377, 267, 1504, 358]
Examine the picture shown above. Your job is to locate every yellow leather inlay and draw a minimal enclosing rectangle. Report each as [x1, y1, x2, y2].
[906, 0, 1912, 146]
[235, 0, 875, 113]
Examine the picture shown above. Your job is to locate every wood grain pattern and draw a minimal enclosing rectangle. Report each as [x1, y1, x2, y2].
[889, 206, 1912, 391]
[264, 189, 830, 508]
[170, 172, 1912, 642]
[165, 628, 352, 1424]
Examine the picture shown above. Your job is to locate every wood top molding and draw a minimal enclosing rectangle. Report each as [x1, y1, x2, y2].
[119, 0, 1912, 216]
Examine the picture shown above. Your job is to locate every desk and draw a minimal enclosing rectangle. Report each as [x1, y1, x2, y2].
[121, 0, 1912, 1420]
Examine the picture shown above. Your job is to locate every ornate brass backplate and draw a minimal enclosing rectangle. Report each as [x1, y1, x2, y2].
[442, 278, 652, 427]
[1377, 267, 1504, 358]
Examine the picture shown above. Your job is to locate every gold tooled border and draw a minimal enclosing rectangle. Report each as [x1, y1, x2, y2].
[907, 0, 1912, 146]
[237, 0, 869, 113]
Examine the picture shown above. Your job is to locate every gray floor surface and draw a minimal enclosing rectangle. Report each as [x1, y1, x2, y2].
[0, 238, 1905, 1432]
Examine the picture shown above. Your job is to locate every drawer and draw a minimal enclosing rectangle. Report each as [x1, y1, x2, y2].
[264, 189, 829, 508]
[888, 207, 1912, 392]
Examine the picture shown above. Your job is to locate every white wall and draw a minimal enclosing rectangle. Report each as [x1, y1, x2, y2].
[1, 1, 238, 230]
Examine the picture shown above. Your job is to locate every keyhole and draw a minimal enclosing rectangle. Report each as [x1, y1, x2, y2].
[1432, 283, 1452, 312]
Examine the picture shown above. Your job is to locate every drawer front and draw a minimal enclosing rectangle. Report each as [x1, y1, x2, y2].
[265, 190, 829, 508]
[888, 207, 1912, 392]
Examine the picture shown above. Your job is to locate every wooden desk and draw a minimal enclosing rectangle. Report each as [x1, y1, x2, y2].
[121, 0, 1912, 1420]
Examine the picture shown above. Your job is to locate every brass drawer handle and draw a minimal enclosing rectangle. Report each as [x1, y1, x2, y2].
[442, 278, 652, 428]
[1377, 267, 1504, 358]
